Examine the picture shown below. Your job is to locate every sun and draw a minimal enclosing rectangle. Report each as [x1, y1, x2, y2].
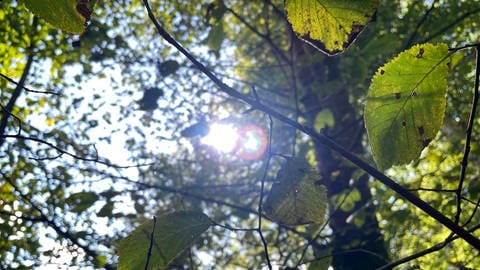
[201, 123, 268, 160]
[200, 123, 239, 153]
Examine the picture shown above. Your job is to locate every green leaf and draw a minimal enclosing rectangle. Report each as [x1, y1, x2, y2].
[314, 109, 335, 132]
[364, 43, 449, 170]
[22, 0, 95, 34]
[65, 191, 99, 213]
[97, 201, 114, 217]
[264, 158, 328, 226]
[285, 0, 379, 55]
[117, 211, 212, 270]
[308, 247, 332, 270]
[207, 23, 225, 52]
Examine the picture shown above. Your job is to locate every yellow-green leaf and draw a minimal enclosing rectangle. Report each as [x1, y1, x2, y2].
[364, 43, 449, 170]
[264, 158, 327, 226]
[285, 0, 379, 55]
[22, 0, 96, 34]
[117, 211, 212, 270]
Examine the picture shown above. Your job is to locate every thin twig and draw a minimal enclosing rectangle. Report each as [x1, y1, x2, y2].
[1, 134, 153, 169]
[227, 7, 290, 64]
[295, 187, 355, 268]
[454, 45, 480, 224]
[141, 0, 480, 250]
[377, 222, 480, 270]
[449, 43, 480, 52]
[257, 115, 274, 270]
[404, 0, 438, 49]
[145, 216, 157, 270]
[1, 171, 115, 270]
[289, 30, 300, 157]
[421, 8, 480, 44]
[209, 218, 257, 232]
[0, 73, 60, 96]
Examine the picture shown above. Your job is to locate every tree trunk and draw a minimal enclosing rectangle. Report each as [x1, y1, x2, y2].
[295, 40, 390, 270]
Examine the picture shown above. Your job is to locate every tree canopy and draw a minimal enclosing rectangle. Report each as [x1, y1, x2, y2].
[1, 0, 480, 269]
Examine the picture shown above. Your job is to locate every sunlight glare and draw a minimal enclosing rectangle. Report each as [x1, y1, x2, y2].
[201, 123, 239, 152]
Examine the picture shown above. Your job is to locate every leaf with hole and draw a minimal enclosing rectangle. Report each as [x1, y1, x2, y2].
[364, 43, 449, 170]
[264, 158, 327, 226]
[117, 211, 212, 270]
[285, 0, 379, 55]
[22, 0, 96, 34]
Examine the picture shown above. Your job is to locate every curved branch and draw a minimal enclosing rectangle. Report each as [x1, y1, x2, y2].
[142, 0, 480, 250]
[2, 134, 153, 169]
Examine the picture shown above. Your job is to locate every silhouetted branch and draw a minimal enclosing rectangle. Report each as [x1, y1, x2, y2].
[257, 115, 273, 270]
[142, 0, 480, 250]
[421, 8, 480, 44]
[456, 45, 480, 225]
[227, 7, 290, 64]
[0, 73, 60, 96]
[377, 224, 480, 270]
[404, 0, 439, 49]
[145, 216, 157, 270]
[1, 134, 153, 169]
[0, 17, 37, 148]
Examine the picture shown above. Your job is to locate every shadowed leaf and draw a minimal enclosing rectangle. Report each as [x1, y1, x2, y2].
[117, 211, 212, 270]
[264, 158, 327, 226]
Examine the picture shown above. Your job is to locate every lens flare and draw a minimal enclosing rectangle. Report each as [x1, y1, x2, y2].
[236, 125, 268, 160]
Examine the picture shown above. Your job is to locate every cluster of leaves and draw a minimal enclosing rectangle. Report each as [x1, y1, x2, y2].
[1, 0, 480, 269]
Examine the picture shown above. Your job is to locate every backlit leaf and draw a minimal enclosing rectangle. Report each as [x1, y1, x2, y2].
[285, 0, 379, 55]
[22, 0, 96, 34]
[364, 43, 449, 169]
[117, 211, 212, 270]
[264, 158, 327, 226]
[207, 23, 225, 52]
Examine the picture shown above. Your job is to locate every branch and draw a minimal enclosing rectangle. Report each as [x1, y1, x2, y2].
[454, 45, 480, 222]
[377, 224, 480, 270]
[421, 7, 480, 44]
[142, 0, 480, 250]
[257, 115, 273, 270]
[0, 72, 60, 96]
[456, 45, 480, 224]
[2, 134, 153, 169]
[0, 17, 37, 147]
[403, 0, 439, 49]
[144, 216, 156, 270]
[227, 7, 290, 64]
[1, 172, 115, 270]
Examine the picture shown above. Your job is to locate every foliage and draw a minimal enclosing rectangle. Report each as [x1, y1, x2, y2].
[264, 158, 327, 226]
[285, 0, 379, 55]
[365, 43, 449, 169]
[22, 0, 95, 34]
[1, 0, 480, 269]
[117, 212, 211, 270]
